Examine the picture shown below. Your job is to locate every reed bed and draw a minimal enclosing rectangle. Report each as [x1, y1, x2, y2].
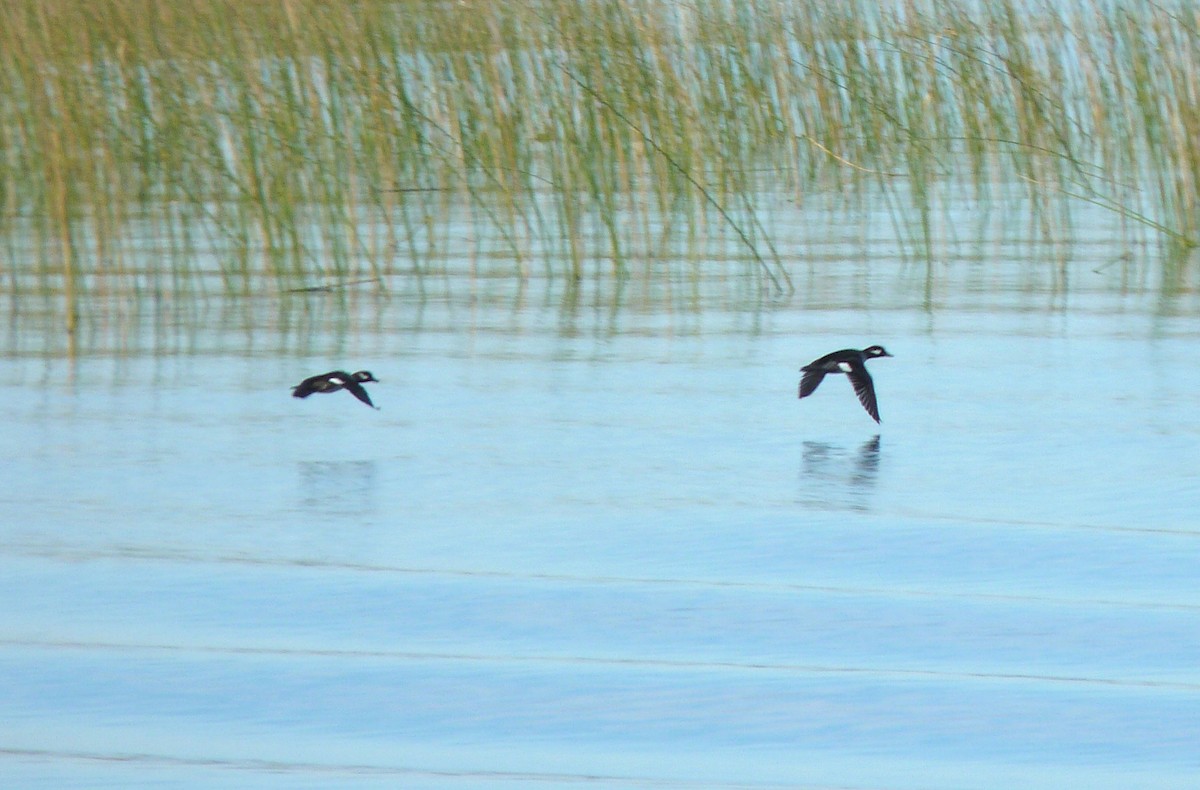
[1, 0, 1197, 329]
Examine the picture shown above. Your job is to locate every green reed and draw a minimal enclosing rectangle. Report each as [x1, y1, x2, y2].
[1, 0, 1197, 328]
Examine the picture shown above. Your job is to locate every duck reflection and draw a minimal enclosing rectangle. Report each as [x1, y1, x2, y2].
[298, 460, 378, 513]
[799, 435, 881, 511]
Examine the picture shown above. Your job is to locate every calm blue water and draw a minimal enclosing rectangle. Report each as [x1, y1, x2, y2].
[2, 245, 1199, 787]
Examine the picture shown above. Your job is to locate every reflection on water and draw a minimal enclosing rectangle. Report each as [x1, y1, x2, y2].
[798, 435, 881, 512]
[7, 187, 1196, 362]
[297, 460, 378, 514]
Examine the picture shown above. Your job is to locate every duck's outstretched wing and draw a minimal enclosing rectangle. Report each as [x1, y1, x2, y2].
[798, 367, 826, 399]
[343, 379, 379, 409]
[846, 364, 881, 423]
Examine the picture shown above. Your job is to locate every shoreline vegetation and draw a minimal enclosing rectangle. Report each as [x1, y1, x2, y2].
[1, 0, 1198, 331]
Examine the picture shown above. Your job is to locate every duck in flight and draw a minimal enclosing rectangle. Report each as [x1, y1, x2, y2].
[798, 346, 892, 423]
[292, 370, 379, 409]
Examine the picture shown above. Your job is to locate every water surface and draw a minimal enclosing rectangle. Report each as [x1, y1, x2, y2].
[2, 224, 1199, 788]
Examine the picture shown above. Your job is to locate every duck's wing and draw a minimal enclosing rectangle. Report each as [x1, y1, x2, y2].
[846, 364, 881, 423]
[798, 367, 827, 399]
[343, 379, 378, 409]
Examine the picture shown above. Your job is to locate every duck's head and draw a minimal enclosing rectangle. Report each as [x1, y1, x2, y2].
[864, 345, 892, 358]
[352, 370, 379, 383]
